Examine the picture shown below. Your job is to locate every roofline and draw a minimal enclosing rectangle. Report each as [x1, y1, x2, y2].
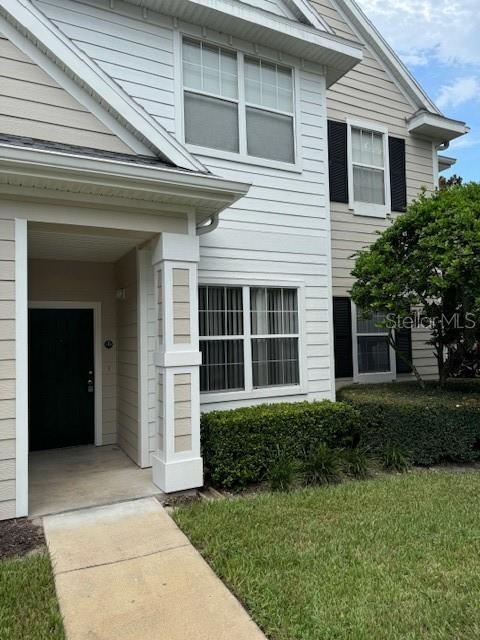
[438, 155, 457, 172]
[334, 0, 442, 114]
[0, 0, 209, 173]
[407, 111, 469, 143]
[0, 142, 251, 215]
[284, 0, 334, 32]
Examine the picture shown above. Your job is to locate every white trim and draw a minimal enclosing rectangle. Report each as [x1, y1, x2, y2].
[0, 0, 209, 172]
[0, 14, 151, 157]
[178, 33, 302, 171]
[432, 143, 439, 188]
[199, 282, 307, 403]
[346, 117, 391, 218]
[15, 218, 28, 518]
[285, 0, 334, 33]
[137, 248, 151, 468]
[351, 301, 396, 384]
[407, 111, 468, 143]
[28, 301, 103, 446]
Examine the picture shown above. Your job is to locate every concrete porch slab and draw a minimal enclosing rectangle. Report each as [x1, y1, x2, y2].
[44, 497, 266, 640]
[29, 445, 160, 517]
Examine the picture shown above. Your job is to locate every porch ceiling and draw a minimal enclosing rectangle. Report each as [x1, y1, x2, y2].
[28, 223, 153, 263]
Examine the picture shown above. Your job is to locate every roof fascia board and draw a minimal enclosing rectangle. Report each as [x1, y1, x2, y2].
[0, 143, 251, 205]
[0, 0, 208, 172]
[0, 13, 151, 156]
[407, 111, 468, 142]
[333, 0, 441, 114]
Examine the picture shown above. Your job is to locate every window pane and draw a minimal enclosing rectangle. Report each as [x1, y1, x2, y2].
[199, 286, 243, 337]
[183, 62, 202, 91]
[357, 336, 390, 373]
[252, 337, 299, 387]
[246, 107, 294, 163]
[183, 39, 201, 64]
[184, 92, 239, 152]
[352, 128, 384, 167]
[183, 39, 237, 100]
[200, 339, 244, 392]
[357, 308, 388, 334]
[353, 166, 385, 205]
[244, 57, 293, 112]
[251, 288, 298, 335]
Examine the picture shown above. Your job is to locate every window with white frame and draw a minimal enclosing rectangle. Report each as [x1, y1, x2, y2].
[355, 308, 391, 374]
[182, 38, 295, 163]
[348, 123, 389, 216]
[199, 285, 300, 393]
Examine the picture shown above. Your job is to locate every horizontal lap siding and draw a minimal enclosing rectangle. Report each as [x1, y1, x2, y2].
[34, 0, 177, 134]
[313, 0, 437, 379]
[115, 250, 139, 465]
[0, 31, 133, 153]
[0, 213, 15, 520]
[199, 67, 332, 406]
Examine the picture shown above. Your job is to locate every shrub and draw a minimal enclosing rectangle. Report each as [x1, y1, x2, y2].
[302, 443, 342, 486]
[338, 381, 480, 466]
[381, 444, 410, 472]
[341, 447, 372, 479]
[268, 451, 297, 492]
[201, 400, 360, 489]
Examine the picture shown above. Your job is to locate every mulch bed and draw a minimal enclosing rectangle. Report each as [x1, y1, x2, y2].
[0, 519, 46, 560]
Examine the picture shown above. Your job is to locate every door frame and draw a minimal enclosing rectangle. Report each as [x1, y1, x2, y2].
[28, 301, 103, 447]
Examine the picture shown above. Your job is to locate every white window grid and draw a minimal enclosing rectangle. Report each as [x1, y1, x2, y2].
[199, 285, 301, 393]
[351, 302, 396, 382]
[181, 36, 297, 163]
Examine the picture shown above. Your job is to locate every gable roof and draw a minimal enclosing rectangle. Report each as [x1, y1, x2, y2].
[0, 0, 209, 172]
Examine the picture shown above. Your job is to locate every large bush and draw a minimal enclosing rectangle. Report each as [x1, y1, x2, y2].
[338, 381, 480, 465]
[201, 401, 359, 488]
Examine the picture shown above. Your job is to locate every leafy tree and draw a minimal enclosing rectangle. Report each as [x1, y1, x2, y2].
[350, 183, 480, 386]
[439, 174, 463, 190]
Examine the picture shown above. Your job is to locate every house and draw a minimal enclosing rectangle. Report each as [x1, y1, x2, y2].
[0, 0, 467, 520]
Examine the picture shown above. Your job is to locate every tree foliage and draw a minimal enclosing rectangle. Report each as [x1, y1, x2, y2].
[350, 183, 480, 384]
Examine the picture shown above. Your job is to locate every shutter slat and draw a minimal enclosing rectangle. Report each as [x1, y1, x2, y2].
[395, 328, 412, 373]
[328, 120, 349, 204]
[333, 297, 353, 378]
[389, 136, 407, 212]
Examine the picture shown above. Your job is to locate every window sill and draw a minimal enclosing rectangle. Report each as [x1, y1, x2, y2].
[351, 202, 388, 218]
[354, 371, 396, 384]
[200, 384, 307, 405]
[186, 144, 303, 173]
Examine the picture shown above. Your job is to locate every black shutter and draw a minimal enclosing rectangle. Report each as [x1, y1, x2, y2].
[333, 297, 353, 378]
[328, 120, 348, 204]
[395, 328, 412, 373]
[389, 136, 407, 212]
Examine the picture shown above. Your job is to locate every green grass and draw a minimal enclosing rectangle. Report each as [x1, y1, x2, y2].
[174, 472, 480, 640]
[0, 553, 65, 640]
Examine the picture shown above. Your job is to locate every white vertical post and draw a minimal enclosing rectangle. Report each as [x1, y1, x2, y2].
[151, 233, 203, 492]
[15, 218, 28, 517]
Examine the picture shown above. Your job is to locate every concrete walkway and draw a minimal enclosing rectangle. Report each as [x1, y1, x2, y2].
[44, 497, 265, 640]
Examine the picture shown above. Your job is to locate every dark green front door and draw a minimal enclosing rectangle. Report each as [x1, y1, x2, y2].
[29, 309, 95, 451]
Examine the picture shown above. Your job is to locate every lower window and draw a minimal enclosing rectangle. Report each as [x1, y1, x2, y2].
[199, 285, 300, 393]
[356, 308, 391, 374]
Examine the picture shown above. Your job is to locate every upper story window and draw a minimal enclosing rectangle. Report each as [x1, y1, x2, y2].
[347, 121, 391, 217]
[182, 38, 295, 164]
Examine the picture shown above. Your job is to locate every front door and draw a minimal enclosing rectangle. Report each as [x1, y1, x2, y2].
[29, 308, 95, 451]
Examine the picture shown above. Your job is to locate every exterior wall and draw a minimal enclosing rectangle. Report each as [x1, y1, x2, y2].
[0, 31, 134, 153]
[28, 259, 118, 444]
[115, 250, 139, 464]
[312, 0, 437, 380]
[174, 372, 192, 453]
[0, 212, 15, 520]
[39, 0, 334, 407]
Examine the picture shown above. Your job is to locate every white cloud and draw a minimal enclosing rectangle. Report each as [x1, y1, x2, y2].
[356, 0, 480, 66]
[436, 76, 480, 109]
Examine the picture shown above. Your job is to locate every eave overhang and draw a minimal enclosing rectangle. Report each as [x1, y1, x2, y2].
[408, 111, 469, 143]
[438, 155, 457, 173]
[0, 144, 251, 224]
[127, 0, 364, 86]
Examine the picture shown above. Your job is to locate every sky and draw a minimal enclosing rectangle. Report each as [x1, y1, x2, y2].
[355, 0, 480, 182]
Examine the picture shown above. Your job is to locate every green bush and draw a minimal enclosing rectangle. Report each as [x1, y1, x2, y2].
[201, 400, 360, 489]
[268, 451, 297, 492]
[381, 444, 411, 472]
[338, 381, 480, 466]
[302, 443, 342, 486]
[341, 447, 372, 479]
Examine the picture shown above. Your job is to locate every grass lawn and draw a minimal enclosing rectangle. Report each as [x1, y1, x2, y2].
[0, 553, 65, 640]
[174, 471, 480, 640]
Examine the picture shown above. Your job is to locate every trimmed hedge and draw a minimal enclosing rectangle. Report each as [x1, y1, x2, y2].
[338, 381, 480, 465]
[201, 401, 360, 489]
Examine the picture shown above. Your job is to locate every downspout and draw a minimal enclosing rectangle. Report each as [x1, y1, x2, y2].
[196, 215, 220, 235]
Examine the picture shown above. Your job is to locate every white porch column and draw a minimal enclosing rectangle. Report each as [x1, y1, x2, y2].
[151, 232, 203, 492]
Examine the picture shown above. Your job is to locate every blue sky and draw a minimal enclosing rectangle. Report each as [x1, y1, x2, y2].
[356, 0, 480, 181]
